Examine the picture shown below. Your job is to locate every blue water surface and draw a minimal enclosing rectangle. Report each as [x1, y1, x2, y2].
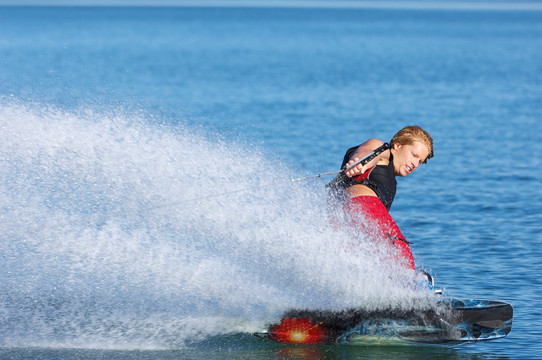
[1, 5, 541, 359]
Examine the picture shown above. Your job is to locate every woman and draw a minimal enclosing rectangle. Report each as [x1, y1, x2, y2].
[329, 125, 434, 270]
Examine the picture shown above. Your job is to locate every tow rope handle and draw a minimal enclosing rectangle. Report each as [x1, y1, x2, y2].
[326, 142, 390, 189]
[343, 142, 390, 172]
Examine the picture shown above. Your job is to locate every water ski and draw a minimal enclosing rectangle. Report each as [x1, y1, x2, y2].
[254, 298, 513, 346]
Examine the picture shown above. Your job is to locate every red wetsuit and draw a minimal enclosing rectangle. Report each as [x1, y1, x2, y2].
[347, 195, 415, 270]
[329, 147, 415, 270]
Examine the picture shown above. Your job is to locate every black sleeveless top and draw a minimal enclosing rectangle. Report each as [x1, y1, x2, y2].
[328, 145, 397, 210]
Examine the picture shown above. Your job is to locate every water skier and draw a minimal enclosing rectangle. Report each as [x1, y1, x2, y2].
[328, 125, 434, 270]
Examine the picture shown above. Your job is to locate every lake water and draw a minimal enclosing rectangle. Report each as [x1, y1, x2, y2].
[1, 5, 541, 359]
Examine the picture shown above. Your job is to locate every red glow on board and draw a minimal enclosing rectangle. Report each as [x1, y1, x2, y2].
[269, 317, 330, 344]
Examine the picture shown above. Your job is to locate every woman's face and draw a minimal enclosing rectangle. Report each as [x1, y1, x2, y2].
[393, 141, 430, 177]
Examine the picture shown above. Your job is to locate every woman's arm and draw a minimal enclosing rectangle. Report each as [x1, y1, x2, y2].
[343, 138, 388, 178]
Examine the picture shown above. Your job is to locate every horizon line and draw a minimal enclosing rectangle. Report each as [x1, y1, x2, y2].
[2, 1, 542, 11]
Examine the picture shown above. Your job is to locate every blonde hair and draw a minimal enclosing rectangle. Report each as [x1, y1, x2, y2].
[390, 125, 434, 163]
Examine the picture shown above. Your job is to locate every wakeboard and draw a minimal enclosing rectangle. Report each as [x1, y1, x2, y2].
[254, 298, 513, 346]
